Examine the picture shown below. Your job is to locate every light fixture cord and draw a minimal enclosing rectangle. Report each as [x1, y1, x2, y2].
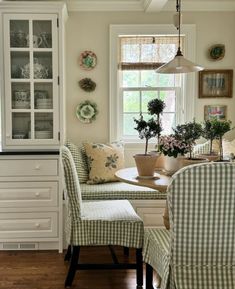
[176, 0, 183, 56]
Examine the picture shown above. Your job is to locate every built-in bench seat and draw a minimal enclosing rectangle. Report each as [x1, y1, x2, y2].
[80, 182, 167, 201]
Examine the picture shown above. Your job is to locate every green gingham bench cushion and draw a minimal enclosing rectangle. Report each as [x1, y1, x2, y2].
[80, 182, 166, 200]
[68, 200, 144, 248]
[65, 140, 88, 183]
[143, 228, 170, 289]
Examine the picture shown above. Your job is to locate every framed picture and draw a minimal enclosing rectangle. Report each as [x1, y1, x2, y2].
[199, 69, 233, 98]
[204, 105, 227, 121]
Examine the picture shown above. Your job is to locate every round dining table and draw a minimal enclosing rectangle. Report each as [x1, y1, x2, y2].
[115, 167, 172, 229]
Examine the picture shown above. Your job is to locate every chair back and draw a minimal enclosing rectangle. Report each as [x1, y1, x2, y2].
[61, 145, 83, 220]
[168, 162, 235, 289]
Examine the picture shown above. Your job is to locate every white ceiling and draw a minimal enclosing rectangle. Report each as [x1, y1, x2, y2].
[2, 0, 235, 12]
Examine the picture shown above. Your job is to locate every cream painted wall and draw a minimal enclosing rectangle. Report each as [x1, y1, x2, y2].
[66, 11, 235, 150]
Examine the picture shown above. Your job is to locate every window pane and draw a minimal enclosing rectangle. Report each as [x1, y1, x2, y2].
[123, 113, 139, 136]
[141, 44, 156, 62]
[123, 91, 140, 112]
[159, 44, 177, 62]
[158, 74, 175, 87]
[122, 70, 139, 87]
[162, 113, 175, 134]
[141, 91, 158, 112]
[141, 70, 157, 87]
[159, 91, 175, 112]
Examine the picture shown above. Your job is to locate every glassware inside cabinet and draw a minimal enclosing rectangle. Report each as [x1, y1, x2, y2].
[33, 52, 52, 79]
[11, 51, 30, 79]
[33, 20, 52, 48]
[11, 82, 31, 109]
[10, 20, 29, 48]
[35, 112, 53, 139]
[12, 112, 31, 139]
[34, 83, 53, 109]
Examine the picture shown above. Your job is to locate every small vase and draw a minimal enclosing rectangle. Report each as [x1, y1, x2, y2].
[164, 156, 184, 175]
[134, 154, 159, 177]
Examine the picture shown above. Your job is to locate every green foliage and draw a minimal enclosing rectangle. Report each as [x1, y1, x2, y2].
[174, 120, 203, 159]
[134, 97, 165, 155]
[147, 98, 165, 116]
[202, 119, 232, 154]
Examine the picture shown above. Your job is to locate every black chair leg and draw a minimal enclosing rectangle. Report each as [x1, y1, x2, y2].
[123, 246, 129, 256]
[136, 248, 143, 288]
[64, 245, 72, 262]
[146, 263, 154, 289]
[65, 246, 80, 288]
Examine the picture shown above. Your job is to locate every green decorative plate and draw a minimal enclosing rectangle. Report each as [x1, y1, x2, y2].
[209, 44, 225, 61]
[76, 100, 98, 124]
[79, 50, 97, 70]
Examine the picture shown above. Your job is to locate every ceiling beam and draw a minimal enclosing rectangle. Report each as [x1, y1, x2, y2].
[144, 0, 169, 12]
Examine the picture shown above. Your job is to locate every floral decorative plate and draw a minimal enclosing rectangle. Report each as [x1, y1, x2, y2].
[79, 51, 97, 70]
[209, 44, 225, 61]
[76, 100, 98, 123]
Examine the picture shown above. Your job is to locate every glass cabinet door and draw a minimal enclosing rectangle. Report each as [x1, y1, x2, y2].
[4, 14, 59, 147]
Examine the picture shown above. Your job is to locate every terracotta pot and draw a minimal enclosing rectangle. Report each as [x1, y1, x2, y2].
[134, 154, 159, 177]
[198, 153, 219, 162]
[149, 151, 165, 169]
[181, 157, 209, 167]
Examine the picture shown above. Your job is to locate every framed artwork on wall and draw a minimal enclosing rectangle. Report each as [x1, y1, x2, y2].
[199, 69, 233, 98]
[204, 105, 227, 121]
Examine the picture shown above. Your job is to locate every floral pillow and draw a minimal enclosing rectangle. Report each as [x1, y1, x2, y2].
[83, 142, 125, 184]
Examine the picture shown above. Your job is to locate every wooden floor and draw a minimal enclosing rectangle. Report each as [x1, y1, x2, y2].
[0, 246, 151, 289]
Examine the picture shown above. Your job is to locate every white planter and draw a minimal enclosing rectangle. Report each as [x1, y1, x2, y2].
[164, 156, 184, 175]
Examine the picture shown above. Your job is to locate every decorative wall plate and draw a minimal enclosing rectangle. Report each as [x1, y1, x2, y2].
[208, 44, 225, 61]
[79, 51, 97, 70]
[78, 78, 96, 92]
[76, 100, 98, 123]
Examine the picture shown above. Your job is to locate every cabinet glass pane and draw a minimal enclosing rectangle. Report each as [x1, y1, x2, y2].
[10, 20, 29, 48]
[11, 52, 30, 79]
[34, 83, 53, 109]
[11, 83, 30, 109]
[12, 112, 31, 139]
[33, 20, 52, 48]
[33, 52, 52, 79]
[35, 113, 53, 139]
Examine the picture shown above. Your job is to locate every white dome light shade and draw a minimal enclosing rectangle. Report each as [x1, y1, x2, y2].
[156, 54, 204, 74]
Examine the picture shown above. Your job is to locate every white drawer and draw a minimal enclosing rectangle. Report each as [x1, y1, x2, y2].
[0, 159, 58, 177]
[0, 212, 58, 238]
[136, 207, 165, 228]
[0, 182, 58, 208]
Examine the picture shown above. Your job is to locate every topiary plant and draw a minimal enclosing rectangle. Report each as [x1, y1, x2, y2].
[173, 120, 203, 159]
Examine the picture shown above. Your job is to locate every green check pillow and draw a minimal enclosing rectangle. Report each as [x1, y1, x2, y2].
[83, 142, 125, 184]
[65, 140, 89, 183]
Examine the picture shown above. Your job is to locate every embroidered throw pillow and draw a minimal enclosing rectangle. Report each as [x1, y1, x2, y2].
[65, 140, 89, 183]
[83, 142, 125, 184]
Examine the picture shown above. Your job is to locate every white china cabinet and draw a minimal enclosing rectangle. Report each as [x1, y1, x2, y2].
[0, 2, 67, 252]
[0, 1, 67, 151]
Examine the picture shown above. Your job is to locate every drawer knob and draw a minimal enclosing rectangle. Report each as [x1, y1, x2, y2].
[35, 165, 41, 170]
[35, 192, 40, 197]
[35, 223, 40, 228]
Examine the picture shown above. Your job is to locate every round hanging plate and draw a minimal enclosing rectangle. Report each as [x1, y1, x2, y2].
[79, 51, 97, 70]
[209, 44, 225, 61]
[76, 100, 98, 123]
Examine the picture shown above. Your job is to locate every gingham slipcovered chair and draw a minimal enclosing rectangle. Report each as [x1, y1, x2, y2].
[61, 146, 144, 288]
[143, 162, 235, 289]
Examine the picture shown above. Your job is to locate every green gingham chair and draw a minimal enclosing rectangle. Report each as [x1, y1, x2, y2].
[143, 162, 235, 289]
[61, 146, 144, 288]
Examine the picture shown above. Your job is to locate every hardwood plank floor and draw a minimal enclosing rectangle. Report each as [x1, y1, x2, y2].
[0, 246, 148, 289]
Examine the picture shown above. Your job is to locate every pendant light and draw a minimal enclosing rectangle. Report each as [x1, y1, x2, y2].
[156, 0, 204, 74]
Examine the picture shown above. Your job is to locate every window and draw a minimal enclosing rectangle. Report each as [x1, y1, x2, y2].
[120, 36, 182, 139]
[110, 25, 197, 143]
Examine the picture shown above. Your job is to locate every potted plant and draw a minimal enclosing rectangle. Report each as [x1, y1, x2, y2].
[206, 119, 232, 161]
[173, 120, 207, 166]
[134, 110, 162, 177]
[158, 135, 190, 175]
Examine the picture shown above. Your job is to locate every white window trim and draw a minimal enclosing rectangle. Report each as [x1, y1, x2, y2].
[109, 24, 197, 143]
